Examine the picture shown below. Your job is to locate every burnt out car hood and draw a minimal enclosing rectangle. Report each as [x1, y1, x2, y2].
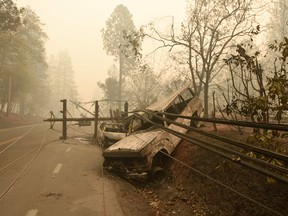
[103, 129, 162, 157]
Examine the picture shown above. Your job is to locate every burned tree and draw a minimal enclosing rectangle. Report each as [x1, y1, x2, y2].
[143, 0, 259, 117]
[101, 4, 141, 109]
[224, 38, 288, 124]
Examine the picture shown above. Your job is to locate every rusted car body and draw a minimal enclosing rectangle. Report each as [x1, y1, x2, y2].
[102, 87, 203, 181]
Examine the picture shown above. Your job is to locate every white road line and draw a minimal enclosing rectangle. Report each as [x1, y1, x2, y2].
[52, 163, 63, 174]
[26, 209, 38, 216]
[66, 147, 71, 152]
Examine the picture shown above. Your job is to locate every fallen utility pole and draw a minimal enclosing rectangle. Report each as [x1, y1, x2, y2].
[44, 117, 112, 122]
[44, 99, 128, 140]
[44, 100, 111, 140]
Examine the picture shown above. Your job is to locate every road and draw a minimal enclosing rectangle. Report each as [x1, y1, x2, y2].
[0, 123, 126, 216]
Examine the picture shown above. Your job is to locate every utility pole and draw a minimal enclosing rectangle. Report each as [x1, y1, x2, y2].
[60, 99, 67, 140]
[94, 101, 99, 139]
[124, 101, 128, 118]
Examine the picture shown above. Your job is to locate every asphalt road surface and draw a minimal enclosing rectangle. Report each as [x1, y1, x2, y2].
[0, 123, 125, 216]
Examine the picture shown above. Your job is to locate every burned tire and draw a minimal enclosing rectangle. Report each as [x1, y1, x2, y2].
[151, 150, 169, 183]
[151, 166, 166, 183]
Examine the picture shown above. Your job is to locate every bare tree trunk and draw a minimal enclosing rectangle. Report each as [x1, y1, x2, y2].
[203, 81, 209, 118]
[212, 91, 217, 131]
[19, 93, 25, 115]
[118, 51, 123, 111]
[6, 73, 12, 116]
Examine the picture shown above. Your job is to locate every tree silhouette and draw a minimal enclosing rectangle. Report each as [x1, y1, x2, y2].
[101, 4, 140, 108]
[144, 0, 258, 117]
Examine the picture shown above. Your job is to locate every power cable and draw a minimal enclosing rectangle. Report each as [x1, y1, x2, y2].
[141, 109, 288, 163]
[160, 150, 284, 216]
[134, 113, 288, 184]
[0, 129, 49, 200]
[0, 125, 36, 155]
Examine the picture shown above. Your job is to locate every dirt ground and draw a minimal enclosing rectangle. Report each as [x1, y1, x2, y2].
[119, 124, 288, 216]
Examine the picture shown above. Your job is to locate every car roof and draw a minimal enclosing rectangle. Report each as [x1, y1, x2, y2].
[145, 86, 192, 112]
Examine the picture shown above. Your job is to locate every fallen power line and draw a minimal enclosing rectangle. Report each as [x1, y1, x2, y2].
[135, 110, 288, 185]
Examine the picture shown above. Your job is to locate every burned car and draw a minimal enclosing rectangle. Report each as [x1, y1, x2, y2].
[97, 121, 128, 148]
[102, 87, 203, 182]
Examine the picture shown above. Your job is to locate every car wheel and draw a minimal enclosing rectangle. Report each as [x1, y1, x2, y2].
[151, 166, 166, 183]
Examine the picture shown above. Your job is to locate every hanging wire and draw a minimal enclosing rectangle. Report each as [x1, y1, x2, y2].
[66, 105, 93, 137]
[160, 150, 284, 216]
[101, 114, 284, 215]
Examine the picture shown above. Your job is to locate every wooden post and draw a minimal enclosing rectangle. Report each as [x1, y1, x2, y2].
[124, 101, 128, 118]
[49, 111, 54, 129]
[212, 92, 217, 131]
[94, 101, 99, 138]
[60, 99, 67, 139]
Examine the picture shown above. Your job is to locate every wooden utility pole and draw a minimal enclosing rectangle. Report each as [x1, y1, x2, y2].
[94, 101, 99, 138]
[44, 100, 116, 141]
[124, 101, 128, 118]
[60, 99, 67, 140]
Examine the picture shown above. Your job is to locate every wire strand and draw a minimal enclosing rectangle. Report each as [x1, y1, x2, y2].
[160, 150, 284, 216]
[0, 129, 49, 200]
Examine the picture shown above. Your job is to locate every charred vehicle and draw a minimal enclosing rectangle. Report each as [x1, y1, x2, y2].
[98, 121, 128, 147]
[97, 111, 138, 147]
[102, 87, 203, 181]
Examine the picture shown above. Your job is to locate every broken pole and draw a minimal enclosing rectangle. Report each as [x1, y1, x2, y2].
[60, 99, 67, 140]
